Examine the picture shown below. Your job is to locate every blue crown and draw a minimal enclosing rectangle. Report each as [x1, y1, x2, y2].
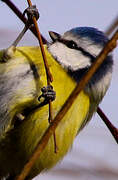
[67, 27, 108, 46]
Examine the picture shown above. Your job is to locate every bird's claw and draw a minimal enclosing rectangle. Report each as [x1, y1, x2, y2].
[10, 5, 40, 48]
[23, 5, 40, 24]
[38, 85, 56, 104]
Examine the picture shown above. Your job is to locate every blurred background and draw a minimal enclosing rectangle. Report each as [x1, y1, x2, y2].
[0, 0, 118, 179]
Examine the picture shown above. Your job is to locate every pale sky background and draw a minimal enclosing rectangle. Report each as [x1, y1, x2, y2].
[0, 1, 118, 180]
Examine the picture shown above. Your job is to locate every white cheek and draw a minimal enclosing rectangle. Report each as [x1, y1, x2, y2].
[48, 42, 91, 70]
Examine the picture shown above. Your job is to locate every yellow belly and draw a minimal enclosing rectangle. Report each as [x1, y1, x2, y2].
[0, 46, 90, 178]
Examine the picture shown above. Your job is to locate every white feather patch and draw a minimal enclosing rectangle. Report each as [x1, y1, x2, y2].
[86, 71, 112, 101]
[48, 42, 91, 71]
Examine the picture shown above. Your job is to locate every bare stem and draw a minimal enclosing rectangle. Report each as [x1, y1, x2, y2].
[97, 107, 118, 144]
[26, 0, 57, 153]
[105, 15, 118, 36]
[26, 0, 53, 83]
[96, 19, 118, 144]
[11, 25, 29, 47]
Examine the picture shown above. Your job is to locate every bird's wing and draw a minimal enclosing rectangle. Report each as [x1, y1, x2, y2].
[0, 46, 42, 136]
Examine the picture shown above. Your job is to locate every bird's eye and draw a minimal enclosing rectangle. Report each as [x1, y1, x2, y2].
[66, 40, 78, 49]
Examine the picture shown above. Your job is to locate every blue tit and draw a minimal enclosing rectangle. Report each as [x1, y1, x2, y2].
[0, 27, 113, 179]
[48, 27, 113, 129]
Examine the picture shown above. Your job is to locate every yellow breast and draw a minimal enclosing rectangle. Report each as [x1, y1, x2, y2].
[0, 46, 90, 178]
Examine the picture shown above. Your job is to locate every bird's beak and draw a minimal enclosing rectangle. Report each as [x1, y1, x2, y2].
[49, 31, 61, 42]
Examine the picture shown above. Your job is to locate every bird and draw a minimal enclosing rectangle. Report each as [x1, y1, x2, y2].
[0, 27, 113, 180]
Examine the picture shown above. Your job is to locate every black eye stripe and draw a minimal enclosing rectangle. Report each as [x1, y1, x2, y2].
[58, 39, 95, 63]
[64, 40, 78, 49]
[58, 39, 77, 49]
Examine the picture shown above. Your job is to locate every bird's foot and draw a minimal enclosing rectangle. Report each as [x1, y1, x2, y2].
[38, 85, 56, 105]
[23, 5, 39, 24]
[11, 5, 40, 48]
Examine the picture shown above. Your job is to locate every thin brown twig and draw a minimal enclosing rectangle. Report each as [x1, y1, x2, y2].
[97, 108, 118, 143]
[96, 17, 118, 144]
[15, 28, 118, 180]
[26, 0, 57, 153]
[26, 0, 52, 83]
[105, 15, 118, 36]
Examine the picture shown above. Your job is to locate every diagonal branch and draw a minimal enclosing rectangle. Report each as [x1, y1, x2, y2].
[97, 18, 118, 143]
[105, 15, 118, 36]
[15, 29, 118, 180]
[97, 108, 118, 143]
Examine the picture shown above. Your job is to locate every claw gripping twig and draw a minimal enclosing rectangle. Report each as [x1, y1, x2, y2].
[26, 0, 58, 153]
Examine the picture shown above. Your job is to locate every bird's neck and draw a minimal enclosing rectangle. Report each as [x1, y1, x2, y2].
[68, 55, 113, 102]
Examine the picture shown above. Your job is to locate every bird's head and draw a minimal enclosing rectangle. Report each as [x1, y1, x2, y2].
[48, 27, 113, 101]
[48, 27, 110, 71]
